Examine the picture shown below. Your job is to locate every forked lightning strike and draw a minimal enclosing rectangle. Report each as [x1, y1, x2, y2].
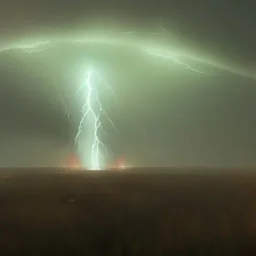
[74, 68, 115, 170]
[0, 29, 213, 170]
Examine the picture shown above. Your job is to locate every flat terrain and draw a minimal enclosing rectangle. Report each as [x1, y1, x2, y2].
[0, 167, 256, 255]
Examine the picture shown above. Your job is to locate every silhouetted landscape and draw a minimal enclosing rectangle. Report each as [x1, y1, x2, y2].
[0, 167, 255, 255]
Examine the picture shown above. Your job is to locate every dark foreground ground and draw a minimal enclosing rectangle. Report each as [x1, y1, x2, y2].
[0, 167, 256, 255]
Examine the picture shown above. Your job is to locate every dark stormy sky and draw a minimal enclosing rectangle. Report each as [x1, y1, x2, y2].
[0, 0, 256, 167]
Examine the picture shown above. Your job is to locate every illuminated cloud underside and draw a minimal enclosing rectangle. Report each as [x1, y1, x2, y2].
[0, 30, 255, 79]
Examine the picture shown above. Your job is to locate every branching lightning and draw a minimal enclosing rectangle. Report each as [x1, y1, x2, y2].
[143, 46, 211, 75]
[0, 28, 216, 170]
[74, 68, 116, 170]
[0, 41, 50, 54]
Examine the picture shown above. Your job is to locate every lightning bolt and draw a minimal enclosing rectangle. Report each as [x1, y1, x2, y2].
[143, 46, 211, 75]
[74, 67, 115, 170]
[0, 31, 214, 170]
[0, 41, 50, 54]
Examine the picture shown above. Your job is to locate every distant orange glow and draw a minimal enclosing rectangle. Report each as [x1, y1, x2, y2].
[108, 155, 126, 170]
[64, 155, 81, 168]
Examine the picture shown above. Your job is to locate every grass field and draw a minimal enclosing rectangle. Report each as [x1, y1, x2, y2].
[0, 167, 255, 255]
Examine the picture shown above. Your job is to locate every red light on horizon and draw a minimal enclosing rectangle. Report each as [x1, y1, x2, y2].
[64, 154, 82, 168]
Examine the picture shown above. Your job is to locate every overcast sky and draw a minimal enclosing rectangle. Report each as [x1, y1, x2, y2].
[0, 0, 256, 167]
